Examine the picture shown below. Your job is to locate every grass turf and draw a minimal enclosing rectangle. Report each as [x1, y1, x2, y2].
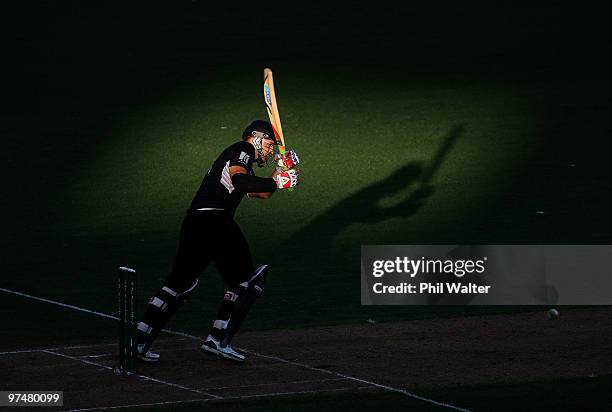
[3, 6, 610, 332]
[2, 4, 610, 411]
[1, 71, 571, 332]
[3, 64, 609, 333]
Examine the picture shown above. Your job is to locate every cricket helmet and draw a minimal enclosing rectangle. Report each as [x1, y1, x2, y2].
[242, 120, 278, 143]
[242, 120, 278, 166]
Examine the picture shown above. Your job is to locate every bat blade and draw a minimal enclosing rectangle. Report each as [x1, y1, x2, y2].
[263, 68, 286, 153]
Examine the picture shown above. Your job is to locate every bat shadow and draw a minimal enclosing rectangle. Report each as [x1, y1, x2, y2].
[286, 125, 464, 262]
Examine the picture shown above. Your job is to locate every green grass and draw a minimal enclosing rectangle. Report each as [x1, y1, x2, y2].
[2, 0, 610, 342]
[2, 4, 611, 411]
[3, 68, 610, 332]
[1, 70, 566, 334]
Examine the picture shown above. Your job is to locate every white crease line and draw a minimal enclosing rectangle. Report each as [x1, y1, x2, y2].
[64, 398, 205, 412]
[0, 349, 46, 355]
[2, 286, 470, 412]
[42, 350, 221, 400]
[197, 377, 349, 391]
[0, 287, 198, 338]
[0, 339, 197, 357]
[223, 385, 375, 400]
[65, 386, 375, 412]
[57, 337, 193, 350]
[0, 343, 124, 355]
[248, 351, 471, 412]
[0, 287, 118, 320]
[0, 336, 200, 357]
[80, 353, 112, 359]
[42, 350, 115, 370]
[58, 337, 193, 351]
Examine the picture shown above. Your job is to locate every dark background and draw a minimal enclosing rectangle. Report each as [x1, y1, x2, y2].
[3, 2, 611, 237]
[1, 2, 611, 329]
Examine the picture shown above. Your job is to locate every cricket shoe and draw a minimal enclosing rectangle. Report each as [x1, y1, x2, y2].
[137, 344, 160, 362]
[200, 336, 245, 363]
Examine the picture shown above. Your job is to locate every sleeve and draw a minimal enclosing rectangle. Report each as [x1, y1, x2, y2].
[232, 173, 277, 193]
[228, 141, 255, 170]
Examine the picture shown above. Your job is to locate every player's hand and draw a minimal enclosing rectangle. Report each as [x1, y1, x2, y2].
[274, 169, 300, 189]
[275, 150, 300, 171]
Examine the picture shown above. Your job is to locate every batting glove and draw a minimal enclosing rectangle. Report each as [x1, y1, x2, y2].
[275, 149, 300, 171]
[274, 169, 300, 189]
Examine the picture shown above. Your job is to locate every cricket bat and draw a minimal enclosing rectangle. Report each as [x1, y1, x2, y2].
[264, 68, 295, 191]
[263, 68, 287, 156]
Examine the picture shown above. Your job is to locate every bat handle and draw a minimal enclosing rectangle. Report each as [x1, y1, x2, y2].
[276, 146, 295, 192]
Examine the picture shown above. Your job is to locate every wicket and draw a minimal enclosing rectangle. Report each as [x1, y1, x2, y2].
[117, 266, 137, 375]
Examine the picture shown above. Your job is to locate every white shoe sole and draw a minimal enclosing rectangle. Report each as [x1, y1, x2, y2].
[200, 342, 245, 363]
[138, 354, 160, 363]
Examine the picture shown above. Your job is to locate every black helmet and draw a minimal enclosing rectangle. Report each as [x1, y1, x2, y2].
[242, 120, 278, 143]
[242, 120, 278, 167]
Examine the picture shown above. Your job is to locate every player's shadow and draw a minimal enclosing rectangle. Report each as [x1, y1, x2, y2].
[287, 125, 464, 259]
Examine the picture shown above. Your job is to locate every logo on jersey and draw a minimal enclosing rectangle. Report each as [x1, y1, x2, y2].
[238, 151, 250, 166]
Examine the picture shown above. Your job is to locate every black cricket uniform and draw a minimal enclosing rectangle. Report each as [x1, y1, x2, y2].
[165, 141, 258, 292]
[137, 122, 281, 358]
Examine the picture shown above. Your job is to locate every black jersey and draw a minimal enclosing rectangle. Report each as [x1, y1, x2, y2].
[189, 141, 255, 217]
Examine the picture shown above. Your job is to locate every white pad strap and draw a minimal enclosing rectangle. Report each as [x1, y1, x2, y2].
[214, 320, 228, 330]
[137, 322, 153, 335]
[150, 297, 168, 310]
[248, 265, 268, 284]
[161, 286, 177, 297]
[178, 279, 199, 298]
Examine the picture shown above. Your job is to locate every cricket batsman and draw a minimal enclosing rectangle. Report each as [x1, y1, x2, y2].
[135, 120, 300, 362]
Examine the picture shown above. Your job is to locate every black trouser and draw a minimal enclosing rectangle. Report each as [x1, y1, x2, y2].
[137, 210, 255, 349]
[166, 211, 254, 291]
